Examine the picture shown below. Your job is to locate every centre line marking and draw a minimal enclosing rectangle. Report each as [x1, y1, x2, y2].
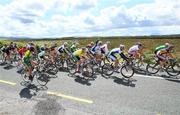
[47, 91, 93, 104]
[0, 80, 16, 86]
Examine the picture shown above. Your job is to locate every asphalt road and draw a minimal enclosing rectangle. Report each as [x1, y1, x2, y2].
[0, 62, 180, 115]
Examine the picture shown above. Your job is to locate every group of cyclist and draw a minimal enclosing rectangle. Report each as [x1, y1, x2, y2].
[0, 40, 176, 82]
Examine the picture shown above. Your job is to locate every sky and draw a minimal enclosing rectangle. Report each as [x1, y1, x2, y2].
[0, 0, 180, 38]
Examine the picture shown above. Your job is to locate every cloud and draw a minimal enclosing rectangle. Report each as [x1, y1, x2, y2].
[0, 0, 180, 38]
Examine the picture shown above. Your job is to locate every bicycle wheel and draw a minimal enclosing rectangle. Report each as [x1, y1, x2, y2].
[0, 53, 5, 63]
[102, 63, 114, 76]
[166, 64, 180, 76]
[36, 72, 49, 86]
[46, 64, 58, 74]
[68, 64, 76, 75]
[83, 64, 94, 78]
[21, 68, 29, 82]
[146, 62, 160, 74]
[120, 65, 134, 78]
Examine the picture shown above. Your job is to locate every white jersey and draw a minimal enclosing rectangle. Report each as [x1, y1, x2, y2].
[128, 45, 139, 54]
[109, 48, 123, 55]
[101, 44, 109, 55]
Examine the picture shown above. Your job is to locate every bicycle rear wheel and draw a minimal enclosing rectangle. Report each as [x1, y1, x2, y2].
[166, 64, 180, 76]
[68, 64, 76, 75]
[21, 68, 29, 82]
[102, 63, 114, 77]
[120, 65, 134, 78]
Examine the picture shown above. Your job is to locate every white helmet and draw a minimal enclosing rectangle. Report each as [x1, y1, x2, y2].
[119, 44, 125, 49]
[165, 43, 170, 47]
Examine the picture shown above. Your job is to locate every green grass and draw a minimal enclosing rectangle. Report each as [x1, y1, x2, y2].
[0, 37, 180, 63]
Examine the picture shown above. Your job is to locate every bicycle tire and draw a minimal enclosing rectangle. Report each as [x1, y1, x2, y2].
[102, 63, 114, 76]
[146, 63, 160, 74]
[166, 64, 180, 76]
[120, 65, 134, 78]
[21, 68, 29, 82]
[36, 72, 48, 86]
[83, 64, 94, 78]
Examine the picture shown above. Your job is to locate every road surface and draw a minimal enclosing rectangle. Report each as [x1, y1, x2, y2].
[0, 62, 180, 115]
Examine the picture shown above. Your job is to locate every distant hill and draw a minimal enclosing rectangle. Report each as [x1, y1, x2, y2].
[0, 34, 180, 40]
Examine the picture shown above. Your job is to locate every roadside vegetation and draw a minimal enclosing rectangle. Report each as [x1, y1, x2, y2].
[0, 36, 180, 63]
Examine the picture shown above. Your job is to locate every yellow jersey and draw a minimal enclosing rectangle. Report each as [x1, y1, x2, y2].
[73, 49, 86, 57]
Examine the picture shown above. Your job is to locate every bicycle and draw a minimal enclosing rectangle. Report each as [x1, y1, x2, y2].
[146, 57, 180, 77]
[21, 65, 49, 86]
[68, 59, 94, 79]
[102, 59, 135, 79]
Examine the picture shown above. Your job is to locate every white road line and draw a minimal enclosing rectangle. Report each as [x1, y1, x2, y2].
[135, 74, 180, 81]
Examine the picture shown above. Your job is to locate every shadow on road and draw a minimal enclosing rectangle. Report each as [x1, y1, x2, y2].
[0, 62, 7, 66]
[112, 76, 136, 87]
[19, 84, 37, 99]
[19, 83, 48, 99]
[74, 76, 92, 86]
[3, 64, 15, 70]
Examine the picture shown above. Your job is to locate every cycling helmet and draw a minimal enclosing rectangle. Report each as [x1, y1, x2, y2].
[119, 44, 125, 50]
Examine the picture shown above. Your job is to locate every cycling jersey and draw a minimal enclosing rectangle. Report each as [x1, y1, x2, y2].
[58, 45, 66, 53]
[91, 41, 101, 55]
[23, 50, 32, 60]
[23, 50, 33, 67]
[108, 48, 128, 61]
[70, 44, 77, 53]
[156, 49, 174, 61]
[18, 47, 26, 58]
[73, 49, 86, 57]
[128, 45, 139, 56]
[154, 45, 167, 54]
[101, 44, 109, 55]
[38, 51, 45, 59]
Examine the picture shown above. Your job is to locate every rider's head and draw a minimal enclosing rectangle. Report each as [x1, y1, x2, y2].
[119, 44, 125, 51]
[165, 43, 170, 47]
[64, 42, 68, 47]
[98, 41, 102, 46]
[29, 46, 35, 52]
[166, 45, 174, 52]
[90, 42, 94, 46]
[106, 41, 110, 45]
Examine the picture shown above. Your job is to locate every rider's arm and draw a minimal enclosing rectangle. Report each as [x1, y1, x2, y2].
[119, 52, 128, 61]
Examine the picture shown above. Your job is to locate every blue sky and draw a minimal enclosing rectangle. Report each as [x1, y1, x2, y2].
[0, 0, 180, 38]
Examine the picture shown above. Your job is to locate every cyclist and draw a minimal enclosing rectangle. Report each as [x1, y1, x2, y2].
[91, 40, 103, 65]
[18, 46, 27, 59]
[128, 42, 144, 59]
[70, 42, 79, 53]
[156, 45, 175, 68]
[58, 42, 70, 57]
[108, 44, 128, 71]
[154, 43, 170, 54]
[73, 47, 88, 73]
[101, 41, 110, 56]
[38, 47, 50, 65]
[23, 46, 37, 82]
[49, 42, 58, 63]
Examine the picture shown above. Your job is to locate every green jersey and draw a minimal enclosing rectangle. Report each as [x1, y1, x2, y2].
[155, 45, 167, 52]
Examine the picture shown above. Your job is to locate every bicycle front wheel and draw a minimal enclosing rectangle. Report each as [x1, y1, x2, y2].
[120, 65, 134, 78]
[83, 64, 94, 78]
[166, 64, 180, 76]
[36, 72, 49, 86]
[146, 63, 160, 74]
